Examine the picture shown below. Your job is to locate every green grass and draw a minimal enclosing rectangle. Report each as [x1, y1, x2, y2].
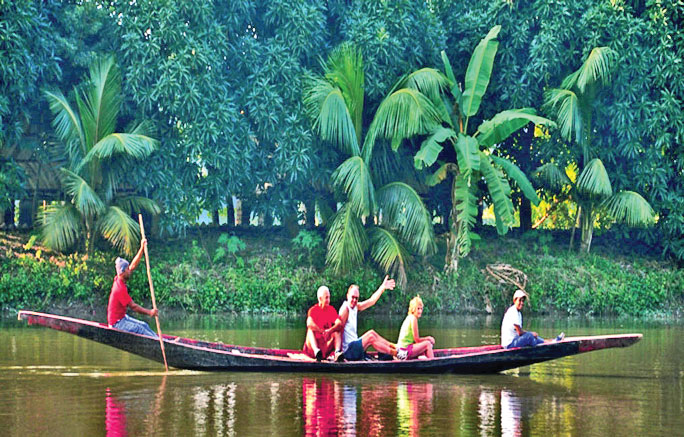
[0, 228, 681, 317]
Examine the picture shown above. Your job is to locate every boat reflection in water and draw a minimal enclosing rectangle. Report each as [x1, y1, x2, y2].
[98, 374, 578, 436]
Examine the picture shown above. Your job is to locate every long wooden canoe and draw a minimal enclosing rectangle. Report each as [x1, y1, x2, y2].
[18, 310, 642, 374]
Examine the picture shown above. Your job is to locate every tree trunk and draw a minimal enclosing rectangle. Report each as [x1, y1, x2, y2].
[519, 196, 532, 233]
[444, 176, 461, 274]
[2, 202, 14, 227]
[305, 200, 316, 228]
[579, 205, 594, 253]
[569, 206, 581, 251]
[212, 210, 220, 227]
[226, 197, 234, 227]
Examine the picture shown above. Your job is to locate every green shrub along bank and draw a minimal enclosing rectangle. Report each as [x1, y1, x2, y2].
[0, 230, 681, 318]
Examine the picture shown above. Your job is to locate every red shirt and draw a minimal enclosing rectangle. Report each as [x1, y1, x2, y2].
[108, 276, 132, 326]
[307, 304, 339, 332]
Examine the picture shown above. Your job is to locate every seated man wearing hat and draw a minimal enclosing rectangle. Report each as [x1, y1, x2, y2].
[501, 289, 564, 349]
[107, 238, 158, 337]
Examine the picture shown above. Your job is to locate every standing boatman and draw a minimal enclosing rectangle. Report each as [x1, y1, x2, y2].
[107, 238, 158, 337]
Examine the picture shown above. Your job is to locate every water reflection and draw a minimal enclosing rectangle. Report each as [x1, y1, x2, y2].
[105, 388, 127, 436]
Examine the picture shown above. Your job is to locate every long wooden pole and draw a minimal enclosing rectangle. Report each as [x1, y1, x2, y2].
[138, 214, 169, 372]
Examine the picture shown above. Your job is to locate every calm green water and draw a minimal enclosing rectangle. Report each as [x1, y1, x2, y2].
[0, 314, 681, 436]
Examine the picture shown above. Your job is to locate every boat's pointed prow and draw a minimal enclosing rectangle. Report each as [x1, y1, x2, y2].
[577, 333, 642, 353]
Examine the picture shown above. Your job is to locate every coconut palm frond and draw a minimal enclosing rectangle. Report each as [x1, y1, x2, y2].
[534, 162, 571, 190]
[400, 68, 449, 104]
[365, 88, 443, 161]
[38, 202, 83, 252]
[326, 204, 368, 274]
[476, 108, 556, 148]
[376, 182, 436, 256]
[324, 43, 364, 128]
[331, 156, 375, 217]
[369, 227, 409, 288]
[491, 155, 540, 205]
[544, 88, 583, 144]
[304, 78, 360, 156]
[575, 47, 617, 93]
[44, 89, 86, 160]
[82, 133, 158, 164]
[601, 191, 655, 226]
[129, 119, 157, 137]
[414, 126, 455, 169]
[480, 152, 514, 234]
[116, 196, 161, 215]
[78, 55, 122, 149]
[460, 25, 501, 118]
[97, 206, 140, 255]
[453, 173, 478, 256]
[454, 134, 480, 176]
[577, 158, 612, 199]
[61, 168, 105, 218]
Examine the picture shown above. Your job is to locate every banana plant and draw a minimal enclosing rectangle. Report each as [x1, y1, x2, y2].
[40, 56, 160, 255]
[304, 44, 436, 285]
[366, 25, 555, 273]
[539, 47, 654, 252]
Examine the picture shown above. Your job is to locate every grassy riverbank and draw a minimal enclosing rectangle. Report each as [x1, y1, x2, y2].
[0, 228, 681, 318]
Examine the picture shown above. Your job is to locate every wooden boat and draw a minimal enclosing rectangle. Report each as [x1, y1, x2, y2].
[18, 310, 642, 374]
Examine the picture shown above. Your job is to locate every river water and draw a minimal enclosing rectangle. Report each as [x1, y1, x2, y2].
[0, 314, 681, 436]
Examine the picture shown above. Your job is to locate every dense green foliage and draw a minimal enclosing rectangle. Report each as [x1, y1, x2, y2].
[0, 230, 681, 317]
[0, 0, 682, 300]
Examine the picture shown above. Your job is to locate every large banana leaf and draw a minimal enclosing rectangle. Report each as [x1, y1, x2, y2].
[534, 162, 572, 190]
[453, 173, 478, 256]
[370, 227, 409, 287]
[97, 206, 140, 255]
[326, 204, 368, 273]
[376, 182, 436, 256]
[491, 155, 540, 205]
[479, 152, 514, 234]
[425, 162, 457, 187]
[38, 202, 83, 252]
[331, 156, 375, 218]
[577, 158, 612, 199]
[61, 168, 106, 218]
[454, 134, 480, 176]
[601, 191, 655, 226]
[440, 50, 462, 102]
[414, 126, 456, 169]
[544, 88, 583, 144]
[303, 79, 360, 156]
[476, 108, 556, 147]
[460, 25, 501, 118]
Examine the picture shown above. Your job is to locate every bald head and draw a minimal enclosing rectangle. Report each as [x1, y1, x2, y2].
[317, 286, 330, 308]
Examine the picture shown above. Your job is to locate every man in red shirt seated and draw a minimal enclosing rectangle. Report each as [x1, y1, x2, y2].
[303, 286, 343, 361]
[107, 238, 158, 337]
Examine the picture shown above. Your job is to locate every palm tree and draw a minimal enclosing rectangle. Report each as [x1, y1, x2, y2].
[366, 26, 555, 273]
[539, 47, 654, 252]
[304, 44, 436, 285]
[40, 56, 160, 255]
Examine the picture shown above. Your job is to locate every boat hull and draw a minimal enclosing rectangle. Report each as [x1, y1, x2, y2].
[18, 310, 642, 374]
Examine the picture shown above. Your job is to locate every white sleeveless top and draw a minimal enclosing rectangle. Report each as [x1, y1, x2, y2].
[340, 301, 358, 352]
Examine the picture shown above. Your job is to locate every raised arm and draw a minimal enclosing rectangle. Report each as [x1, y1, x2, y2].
[128, 238, 147, 273]
[358, 275, 395, 311]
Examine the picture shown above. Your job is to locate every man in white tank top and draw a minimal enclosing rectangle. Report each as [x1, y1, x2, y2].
[336, 276, 399, 361]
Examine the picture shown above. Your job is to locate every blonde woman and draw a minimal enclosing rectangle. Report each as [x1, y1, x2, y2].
[396, 295, 435, 360]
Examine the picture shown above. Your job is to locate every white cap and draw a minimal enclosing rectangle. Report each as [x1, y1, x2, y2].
[513, 289, 528, 300]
